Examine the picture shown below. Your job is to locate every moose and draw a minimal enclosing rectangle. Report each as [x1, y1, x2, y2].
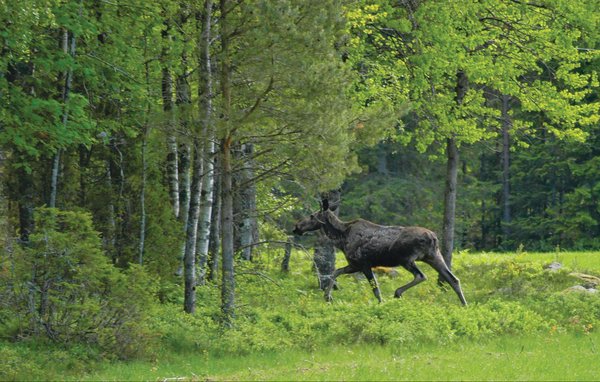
[293, 199, 467, 305]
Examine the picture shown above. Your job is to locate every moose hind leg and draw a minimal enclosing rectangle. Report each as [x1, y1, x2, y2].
[425, 257, 468, 306]
[363, 267, 382, 303]
[394, 262, 426, 298]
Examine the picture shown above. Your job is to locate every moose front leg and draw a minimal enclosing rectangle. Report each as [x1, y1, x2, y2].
[325, 264, 358, 302]
[363, 267, 382, 303]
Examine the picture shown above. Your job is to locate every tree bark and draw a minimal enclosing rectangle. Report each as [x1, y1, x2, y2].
[0, 148, 8, 251]
[50, 29, 75, 208]
[442, 139, 459, 269]
[105, 159, 117, 259]
[175, 24, 193, 276]
[219, 0, 235, 326]
[139, 126, 148, 265]
[162, 18, 179, 219]
[441, 70, 468, 269]
[183, 140, 202, 313]
[78, 145, 92, 206]
[238, 143, 257, 261]
[196, 0, 215, 284]
[17, 164, 34, 243]
[314, 190, 340, 289]
[220, 136, 235, 325]
[501, 94, 512, 242]
[178, 144, 191, 218]
[281, 239, 292, 272]
[175, 144, 191, 276]
[208, 159, 221, 282]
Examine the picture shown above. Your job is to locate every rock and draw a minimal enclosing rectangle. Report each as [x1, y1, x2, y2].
[564, 285, 599, 294]
[544, 262, 563, 271]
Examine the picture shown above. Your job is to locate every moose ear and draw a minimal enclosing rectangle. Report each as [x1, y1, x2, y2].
[322, 198, 329, 211]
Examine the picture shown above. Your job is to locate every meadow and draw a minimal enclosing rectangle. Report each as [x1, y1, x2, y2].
[2, 250, 600, 381]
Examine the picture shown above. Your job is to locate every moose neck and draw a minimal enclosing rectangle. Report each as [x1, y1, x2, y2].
[322, 211, 348, 248]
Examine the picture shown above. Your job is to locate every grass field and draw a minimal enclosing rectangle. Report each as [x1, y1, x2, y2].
[462, 250, 600, 272]
[3, 250, 600, 381]
[81, 331, 600, 381]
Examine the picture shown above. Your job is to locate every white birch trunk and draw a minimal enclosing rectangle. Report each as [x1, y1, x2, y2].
[195, 0, 214, 284]
[162, 19, 179, 219]
[184, 141, 203, 313]
[167, 135, 179, 218]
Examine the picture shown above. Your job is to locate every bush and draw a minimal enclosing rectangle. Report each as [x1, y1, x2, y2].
[0, 208, 157, 359]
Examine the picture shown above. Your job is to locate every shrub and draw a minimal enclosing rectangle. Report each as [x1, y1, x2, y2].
[0, 208, 157, 358]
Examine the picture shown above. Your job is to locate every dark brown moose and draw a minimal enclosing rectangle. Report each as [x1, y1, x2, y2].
[293, 199, 467, 305]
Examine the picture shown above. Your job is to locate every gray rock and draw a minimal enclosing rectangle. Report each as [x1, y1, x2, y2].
[544, 262, 563, 271]
[564, 285, 598, 294]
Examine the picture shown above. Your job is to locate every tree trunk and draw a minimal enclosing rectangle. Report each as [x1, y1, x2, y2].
[220, 136, 235, 325]
[208, 159, 221, 282]
[220, 0, 235, 326]
[78, 145, 92, 206]
[49, 151, 60, 208]
[281, 240, 292, 272]
[501, 94, 511, 243]
[441, 70, 468, 269]
[442, 138, 459, 269]
[175, 144, 191, 276]
[139, 45, 153, 266]
[50, 29, 75, 208]
[175, 28, 193, 276]
[167, 137, 179, 218]
[105, 159, 117, 259]
[0, 148, 8, 251]
[376, 144, 389, 176]
[238, 143, 257, 261]
[314, 190, 340, 289]
[109, 135, 126, 267]
[17, 165, 34, 243]
[162, 18, 179, 219]
[178, 144, 191, 218]
[139, 127, 148, 265]
[183, 140, 203, 314]
[196, 0, 215, 284]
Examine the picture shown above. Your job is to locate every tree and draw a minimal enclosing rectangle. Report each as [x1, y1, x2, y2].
[345, 0, 599, 262]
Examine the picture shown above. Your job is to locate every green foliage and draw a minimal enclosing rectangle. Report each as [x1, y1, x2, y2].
[2, 249, 600, 380]
[0, 208, 158, 359]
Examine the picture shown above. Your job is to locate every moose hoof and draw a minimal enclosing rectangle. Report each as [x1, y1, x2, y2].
[325, 294, 333, 303]
[394, 290, 404, 298]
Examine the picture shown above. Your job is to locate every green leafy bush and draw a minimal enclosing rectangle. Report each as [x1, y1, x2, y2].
[0, 208, 157, 359]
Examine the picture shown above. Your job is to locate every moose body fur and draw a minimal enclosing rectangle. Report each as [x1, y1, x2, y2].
[293, 201, 467, 305]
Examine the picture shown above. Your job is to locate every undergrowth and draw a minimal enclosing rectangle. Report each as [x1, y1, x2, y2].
[1, 250, 600, 380]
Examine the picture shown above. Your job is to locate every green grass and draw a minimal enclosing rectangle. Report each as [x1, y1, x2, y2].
[3, 250, 600, 381]
[461, 250, 600, 273]
[81, 331, 600, 381]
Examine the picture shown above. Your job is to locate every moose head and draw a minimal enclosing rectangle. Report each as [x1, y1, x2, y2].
[292, 198, 338, 236]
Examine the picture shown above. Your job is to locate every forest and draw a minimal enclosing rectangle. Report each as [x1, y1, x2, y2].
[1, 0, 600, 380]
